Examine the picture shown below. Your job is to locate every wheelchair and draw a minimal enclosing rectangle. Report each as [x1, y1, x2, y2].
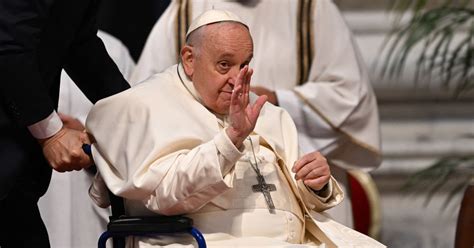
[82, 144, 207, 248]
[97, 190, 206, 248]
[85, 146, 382, 247]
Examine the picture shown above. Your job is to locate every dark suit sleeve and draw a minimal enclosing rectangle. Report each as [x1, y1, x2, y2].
[0, 0, 56, 126]
[63, 0, 130, 104]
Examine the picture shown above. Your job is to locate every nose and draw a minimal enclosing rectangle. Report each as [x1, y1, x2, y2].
[227, 67, 241, 87]
[231, 66, 241, 77]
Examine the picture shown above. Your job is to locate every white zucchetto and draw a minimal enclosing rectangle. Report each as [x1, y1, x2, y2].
[186, 9, 248, 38]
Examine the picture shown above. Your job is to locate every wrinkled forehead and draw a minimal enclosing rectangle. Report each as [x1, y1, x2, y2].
[203, 23, 253, 54]
[204, 21, 251, 39]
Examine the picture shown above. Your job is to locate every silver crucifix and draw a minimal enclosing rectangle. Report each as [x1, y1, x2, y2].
[252, 174, 277, 214]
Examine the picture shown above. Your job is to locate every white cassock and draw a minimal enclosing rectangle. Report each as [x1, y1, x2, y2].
[86, 64, 385, 247]
[130, 0, 382, 227]
[37, 30, 135, 248]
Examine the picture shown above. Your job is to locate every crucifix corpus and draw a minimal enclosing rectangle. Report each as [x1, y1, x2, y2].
[252, 174, 277, 214]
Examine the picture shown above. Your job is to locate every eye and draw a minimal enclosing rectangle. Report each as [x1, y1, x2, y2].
[240, 61, 250, 69]
[218, 61, 230, 70]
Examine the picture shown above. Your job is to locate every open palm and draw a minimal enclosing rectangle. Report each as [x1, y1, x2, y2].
[226, 66, 267, 147]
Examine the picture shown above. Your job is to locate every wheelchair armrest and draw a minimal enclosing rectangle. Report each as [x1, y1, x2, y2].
[108, 215, 194, 234]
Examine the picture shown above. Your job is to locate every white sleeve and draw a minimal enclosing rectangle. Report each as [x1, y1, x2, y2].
[27, 111, 63, 139]
[282, 0, 370, 135]
[297, 176, 344, 212]
[143, 130, 245, 215]
[277, 0, 381, 169]
[87, 91, 245, 216]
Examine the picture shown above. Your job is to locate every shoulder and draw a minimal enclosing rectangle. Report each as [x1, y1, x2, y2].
[95, 65, 178, 107]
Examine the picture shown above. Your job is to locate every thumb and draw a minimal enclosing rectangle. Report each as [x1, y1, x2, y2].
[249, 95, 267, 123]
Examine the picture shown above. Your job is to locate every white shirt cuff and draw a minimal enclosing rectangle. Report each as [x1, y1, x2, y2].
[27, 111, 63, 139]
[214, 129, 245, 175]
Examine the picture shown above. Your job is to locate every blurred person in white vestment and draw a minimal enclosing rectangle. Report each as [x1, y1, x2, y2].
[38, 30, 135, 248]
[131, 0, 382, 228]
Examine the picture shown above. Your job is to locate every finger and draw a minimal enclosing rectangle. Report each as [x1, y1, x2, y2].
[239, 66, 249, 105]
[238, 66, 248, 86]
[78, 153, 93, 170]
[292, 153, 314, 173]
[243, 69, 251, 107]
[68, 149, 92, 171]
[55, 167, 67, 173]
[292, 152, 321, 173]
[69, 146, 85, 164]
[296, 154, 328, 181]
[294, 161, 315, 180]
[50, 161, 66, 173]
[252, 95, 267, 114]
[249, 95, 267, 123]
[79, 131, 91, 144]
[304, 175, 330, 191]
[234, 67, 245, 94]
[246, 68, 253, 89]
[304, 165, 329, 180]
[230, 85, 243, 109]
[54, 159, 73, 172]
[245, 68, 253, 104]
[243, 66, 251, 90]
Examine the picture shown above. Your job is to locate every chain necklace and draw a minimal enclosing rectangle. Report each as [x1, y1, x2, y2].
[215, 108, 277, 214]
[248, 137, 277, 214]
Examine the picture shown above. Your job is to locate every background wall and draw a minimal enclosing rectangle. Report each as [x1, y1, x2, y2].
[342, 5, 473, 248]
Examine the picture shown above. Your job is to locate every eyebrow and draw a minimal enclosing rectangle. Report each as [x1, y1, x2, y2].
[218, 53, 235, 59]
[217, 53, 253, 64]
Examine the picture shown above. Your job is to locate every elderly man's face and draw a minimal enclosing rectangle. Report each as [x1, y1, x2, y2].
[183, 23, 253, 114]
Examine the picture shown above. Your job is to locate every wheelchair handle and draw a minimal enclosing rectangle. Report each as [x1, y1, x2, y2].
[82, 143, 92, 156]
[82, 143, 97, 175]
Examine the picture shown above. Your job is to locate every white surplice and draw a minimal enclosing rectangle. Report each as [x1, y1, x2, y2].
[37, 31, 135, 248]
[131, 0, 382, 227]
[86, 64, 384, 247]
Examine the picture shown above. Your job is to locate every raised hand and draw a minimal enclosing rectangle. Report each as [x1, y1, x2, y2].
[292, 151, 330, 191]
[226, 66, 267, 148]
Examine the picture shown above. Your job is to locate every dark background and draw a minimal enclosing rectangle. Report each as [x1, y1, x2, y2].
[97, 0, 171, 61]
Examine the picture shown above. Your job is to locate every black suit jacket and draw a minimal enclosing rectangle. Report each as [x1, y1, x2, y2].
[0, 0, 130, 198]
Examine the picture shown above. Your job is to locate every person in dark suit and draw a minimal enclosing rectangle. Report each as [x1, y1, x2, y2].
[0, 0, 130, 246]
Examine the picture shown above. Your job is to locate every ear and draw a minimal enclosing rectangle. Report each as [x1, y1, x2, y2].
[181, 45, 195, 77]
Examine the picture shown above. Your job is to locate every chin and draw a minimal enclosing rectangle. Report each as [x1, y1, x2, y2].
[211, 105, 230, 115]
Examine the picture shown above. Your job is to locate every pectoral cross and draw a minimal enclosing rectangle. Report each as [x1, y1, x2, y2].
[252, 174, 277, 214]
